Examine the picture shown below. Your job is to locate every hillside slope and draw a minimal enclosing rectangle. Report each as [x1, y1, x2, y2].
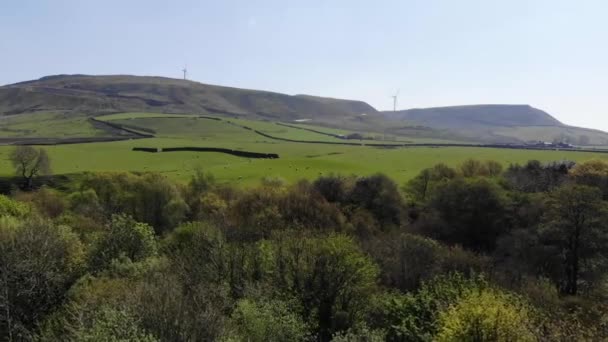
[2, 75, 607, 145]
[383, 105, 608, 145]
[0, 75, 379, 122]
[388, 105, 563, 128]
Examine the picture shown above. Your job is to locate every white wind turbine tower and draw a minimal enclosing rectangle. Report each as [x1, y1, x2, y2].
[391, 89, 400, 112]
[384, 89, 400, 141]
[182, 64, 188, 80]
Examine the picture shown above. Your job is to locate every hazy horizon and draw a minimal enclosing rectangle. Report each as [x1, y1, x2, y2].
[2, 0, 607, 130]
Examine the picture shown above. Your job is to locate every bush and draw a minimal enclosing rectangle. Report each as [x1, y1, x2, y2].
[0, 194, 30, 218]
[404, 164, 457, 203]
[79, 172, 189, 234]
[89, 214, 157, 272]
[16, 186, 66, 218]
[163, 222, 228, 287]
[435, 289, 536, 341]
[227, 298, 310, 342]
[350, 173, 405, 228]
[427, 178, 508, 252]
[70, 307, 158, 342]
[269, 233, 379, 340]
[0, 218, 85, 338]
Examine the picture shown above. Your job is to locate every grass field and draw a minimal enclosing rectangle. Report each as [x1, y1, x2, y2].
[1, 112, 608, 187]
[0, 112, 110, 138]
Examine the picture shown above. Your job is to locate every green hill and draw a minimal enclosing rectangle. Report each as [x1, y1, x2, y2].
[383, 105, 608, 145]
[2, 75, 608, 145]
[0, 75, 378, 122]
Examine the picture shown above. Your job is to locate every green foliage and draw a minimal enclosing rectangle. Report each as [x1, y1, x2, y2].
[570, 159, 608, 198]
[163, 221, 228, 287]
[435, 289, 536, 341]
[313, 174, 355, 203]
[350, 173, 405, 228]
[68, 187, 103, 219]
[70, 307, 158, 342]
[0, 218, 85, 339]
[132, 272, 230, 342]
[226, 298, 310, 342]
[504, 159, 573, 192]
[364, 273, 490, 341]
[17, 186, 66, 218]
[426, 177, 508, 252]
[269, 233, 379, 340]
[331, 325, 386, 342]
[404, 163, 457, 203]
[78, 172, 189, 233]
[541, 184, 608, 295]
[367, 233, 489, 292]
[0, 194, 30, 218]
[230, 181, 345, 241]
[460, 158, 503, 178]
[1, 165, 608, 340]
[89, 214, 158, 273]
[9, 145, 52, 189]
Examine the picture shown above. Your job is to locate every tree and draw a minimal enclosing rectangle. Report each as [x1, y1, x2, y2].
[541, 184, 608, 295]
[0, 218, 85, 339]
[349, 174, 405, 228]
[435, 288, 536, 341]
[570, 159, 608, 199]
[88, 215, 158, 273]
[71, 307, 158, 342]
[504, 160, 573, 193]
[227, 298, 310, 342]
[9, 146, 51, 190]
[404, 164, 457, 203]
[366, 233, 489, 292]
[79, 172, 189, 234]
[427, 178, 508, 252]
[270, 234, 378, 340]
[0, 195, 30, 218]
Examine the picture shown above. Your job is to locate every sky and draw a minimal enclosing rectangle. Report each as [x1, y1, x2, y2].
[1, 0, 607, 130]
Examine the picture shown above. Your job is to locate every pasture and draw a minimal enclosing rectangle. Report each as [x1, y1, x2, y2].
[1, 112, 607, 186]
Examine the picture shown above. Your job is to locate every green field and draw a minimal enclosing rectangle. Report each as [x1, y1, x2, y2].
[0, 112, 110, 138]
[1, 112, 608, 186]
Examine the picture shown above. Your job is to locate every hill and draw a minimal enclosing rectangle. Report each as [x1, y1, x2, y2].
[2, 75, 608, 145]
[383, 105, 608, 145]
[0, 75, 379, 122]
[294, 94, 377, 116]
[387, 105, 562, 128]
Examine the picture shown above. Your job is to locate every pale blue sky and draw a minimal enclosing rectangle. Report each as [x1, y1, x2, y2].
[1, 0, 607, 130]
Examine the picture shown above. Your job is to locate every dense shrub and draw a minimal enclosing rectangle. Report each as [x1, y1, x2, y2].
[0, 218, 85, 339]
[269, 233, 379, 340]
[426, 178, 508, 252]
[0, 194, 30, 218]
[0, 165, 606, 341]
[435, 289, 536, 341]
[78, 172, 189, 234]
[88, 215, 158, 273]
[227, 298, 311, 342]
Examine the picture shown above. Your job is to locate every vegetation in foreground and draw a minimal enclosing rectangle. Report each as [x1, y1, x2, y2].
[1, 146, 608, 341]
[2, 112, 608, 186]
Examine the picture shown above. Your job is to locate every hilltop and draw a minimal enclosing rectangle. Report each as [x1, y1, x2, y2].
[383, 104, 608, 145]
[0, 74, 379, 121]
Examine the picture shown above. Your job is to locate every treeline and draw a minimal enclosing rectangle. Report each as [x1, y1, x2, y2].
[1, 159, 608, 341]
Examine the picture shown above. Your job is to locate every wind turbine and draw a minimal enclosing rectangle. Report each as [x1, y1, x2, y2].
[391, 89, 400, 112]
[182, 64, 188, 80]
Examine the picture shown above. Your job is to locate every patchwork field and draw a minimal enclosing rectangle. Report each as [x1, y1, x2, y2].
[1, 112, 608, 186]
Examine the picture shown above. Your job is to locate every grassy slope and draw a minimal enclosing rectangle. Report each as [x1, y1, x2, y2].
[1, 112, 607, 187]
[0, 112, 111, 138]
[384, 105, 608, 145]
